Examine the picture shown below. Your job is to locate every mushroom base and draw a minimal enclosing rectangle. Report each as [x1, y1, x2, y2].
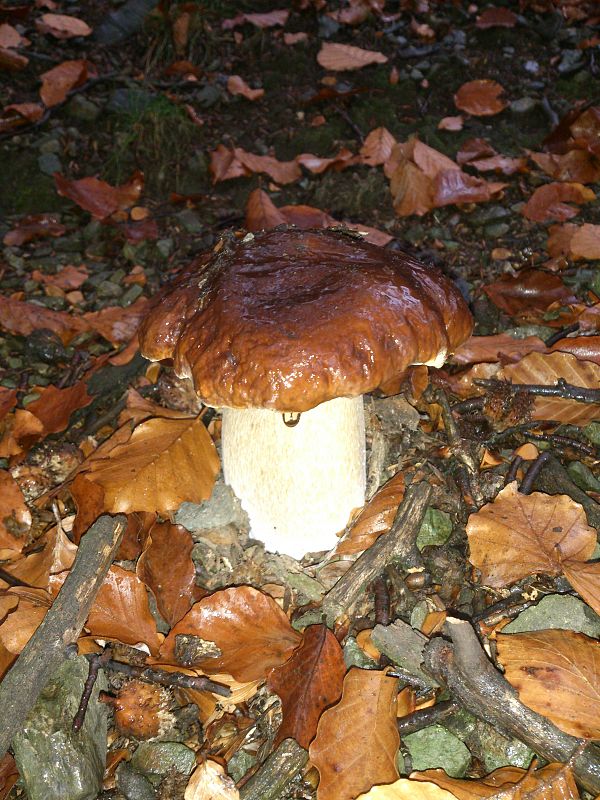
[221, 396, 366, 558]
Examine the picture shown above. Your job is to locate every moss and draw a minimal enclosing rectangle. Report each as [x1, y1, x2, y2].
[310, 168, 390, 219]
[0, 148, 66, 216]
[272, 118, 348, 160]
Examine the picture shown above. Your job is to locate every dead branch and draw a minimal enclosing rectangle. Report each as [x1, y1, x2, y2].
[238, 738, 308, 800]
[475, 378, 600, 405]
[423, 618, 600, 795]
[322, 482, 432, 622]
[0, 514, 126, 759]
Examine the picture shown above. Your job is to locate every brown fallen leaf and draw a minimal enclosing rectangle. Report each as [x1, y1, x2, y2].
[83, 296, 148, 345]
[451, 333, 548, 365]
[80, 415, 219, 514]
[296, 147, 356, 174]
[569, 223, 600, 259]
[159, 586, 301, 680]
[336, 472, 405, 555]
[357, 779, 457, 800]
[309, 668, 399, 800]
[267, 624, 346, 748]
[26, 380, 93, 435]
[3, 525, 76, 590]
[497, 629, 600, 739]
[529, 150, 600, 184]
[482, 270, 576, 317]
[209, 145, 300, 185]
[0, 294, 89, 344]
[0, 590, 51, 654]
[499, 351, 600, 425]
[184, 760, 239, 800]
[317, 42, 388, 71]
[86, 565, 162, 654]
[3, 213, 65, 246]
[0, 409, 45, 459]
[31, 264, 88, 290]
[226, 75, 264, 100]
[476, 7, 518, 28]
[551, 335, 600, 365]
[359, 127, 397, 166]
[39, 59, 94, 107]
[222, 10, 289, 29]
[437, 116, 464, 131]
[0, 389, 17, 423]
[137, 521, 205, 627]
[521, 182, 595, 223]
[0, 470, 31, 552]
[0, 23, 26, 48]
[36, 13, 91, 38]
[54, 170, 144, 220]
[454, 80, 507, 116]
[0, 46, 28, 71]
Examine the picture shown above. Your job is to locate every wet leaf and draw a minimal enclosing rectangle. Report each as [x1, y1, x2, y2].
[476, 7, 518, 28]
[226, 75, 264, 100]
[36, 13, 91, 38]
[80, 415, 219, 514]
[317, 42, 388, 71]
[522, 182, 595, 223]
[26, 380, 93, 435]
[0, 470, 31, 552]
[86, 565, 162, 654]
[454, 80, 507, 117]
[267, 624, 346, 748]
[137, 521, 204, 627]
[550, 335, 600, 365]
[451, 334, 548, 365]
[83, 295, 148, 345]
[529, 150, 600, 184]
[160, 586, 301, 680]
[483, 270, 576, 316]
[3, 213, 65, 246]
[336, 472, 405, 555]
[0, 294, 89, 343]
[32, 264, 88, 289]
[309, 668, 399, 800]
[569, 223, 600, 259]
[39, 59, 94, 107]
[497, 629, 600, 739]
[359, 127, 397, 166]
[499, 351, 600, 424]
[3, 525, 76, 590]
[54, 170, 144, 219]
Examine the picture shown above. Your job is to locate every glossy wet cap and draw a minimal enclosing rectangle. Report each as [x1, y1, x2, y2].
[138, 228, 473, 411]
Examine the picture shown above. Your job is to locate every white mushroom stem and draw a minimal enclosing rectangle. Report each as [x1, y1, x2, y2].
[221, 396, 366, 558]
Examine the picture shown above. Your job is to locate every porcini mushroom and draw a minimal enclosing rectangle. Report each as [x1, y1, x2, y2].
[138, 228, 473, 557]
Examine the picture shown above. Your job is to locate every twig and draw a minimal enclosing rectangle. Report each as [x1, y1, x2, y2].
[73, 648, 113, 732]
[238, 739, 308, 800]
[505, 455, 523, 485]
[475, 378, 600, 405]
[519, 451, 552, 495]
[423, 618, 600, 795]
[526, 454, 600, 531]
[93, 657, 231, 697]
[544, 323, 579, 348]
[373, 576, 391, 627]
[322, 482, 432, 622]
[397, 700, 459, 737]
[0, 514, 126, 759]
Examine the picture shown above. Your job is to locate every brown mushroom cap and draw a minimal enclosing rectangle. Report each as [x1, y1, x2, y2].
[138, 228, 473, 412]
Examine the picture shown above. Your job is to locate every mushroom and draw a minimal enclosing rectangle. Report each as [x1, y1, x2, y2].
[138, 228, 473, 558]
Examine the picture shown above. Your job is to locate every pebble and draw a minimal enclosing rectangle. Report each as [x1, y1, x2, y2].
[38, 153, 62, 175]
[509, 97, 538, 113]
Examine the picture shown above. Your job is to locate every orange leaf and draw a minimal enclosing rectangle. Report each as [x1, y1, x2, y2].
[497, 629, 600, 739]
[522, 182, 595, 223]
[54, 170, 144, 219]
[3, 213, 65, 246]
[234, 147, 301, 185]
[570, 223, 600, 259]
[209, 144, 249, 183]
[87, 565, 162, 654]
[26, 380, 93, 435]
[0, 294, 89, 344]
[83, 296, 148, 345]
[317, 42, 388, 71]
[267, 624, 346, 748]
[467, 481, 597, 588]
[36, 13, 91, 38]
[226, 75, 264, 101]
[0, 470, 31, 552]
[454, 80, 507, 117]
[483, 270, 576, 317]
[476, 7, 517, 28]
[3, 525, 76, 590]
[336, 472, 405, 555]
[309, 668, 399, 800]
[359, 127, 397, 166]
[245, 188, 287, 230]
[159, 586, 301, 681]
[137, 521, 204, 626]
[451, 334, 548, 365]
[80, 415, 220, 514]
[39, 59, 94, 107]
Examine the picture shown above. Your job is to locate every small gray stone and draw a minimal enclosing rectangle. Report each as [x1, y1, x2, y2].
[116, 762, 156, 800]
[130, 741, 196, 778]
[107, 87, 157, 114]
[156, 238, 174, 258]
[120, 284, 144, 306]
[509, 97, 538, 114]
[403, 725, 471, 777]
[503, 594, 600, 638]
[175, 208, 204, 234]
[12, 656, 107, 800]
[66, 94, 101, 122]
[97, 279, 123, 298]
[39, 138, 61, 155]
[410, 68, 424, 80]
[343, 636, 379, 670]
[484, 222, 510, 238]
[38, 153, 62, 176]
[558, 49, 584, 75]
[417, 507, 452, 549]
[176, 482, 247, 532]
[523, 60, 540, 74]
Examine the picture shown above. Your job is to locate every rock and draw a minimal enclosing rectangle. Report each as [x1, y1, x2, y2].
[403, 725, 471, 777]
[503, 594, 600, 638]
[116, 762, 156, 800]
[120, 284, 144, 306]
[509, 97, 538, 114]
[176, 482, 247, 532]
[130, 741, 196, 779]
[12, 656, 107, 800]
[38, 138, 61, 155]
[558, 49, 585, 75]
[417, 507, 452, 549]
[107, 87, 157, 114]
[38, 153, 62, 176]
[66, 95, 101, 122]
[484, 222, 510, 238]
[175, 208, 204, 234]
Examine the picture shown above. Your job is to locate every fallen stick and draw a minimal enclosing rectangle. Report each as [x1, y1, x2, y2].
[423, 618, 600, 795]
[0, 514, 126, 759]
[238, 739, 308, 800]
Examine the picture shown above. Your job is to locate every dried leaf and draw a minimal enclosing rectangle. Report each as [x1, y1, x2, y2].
[0, 46, 28, 71]
[451, 334, 548, 365]
[0, 470, 31, 552]
[39, 59, 94, 107]
[226, 75, 264, 100]
[437, 116, 463, 131]
[209, 144, 249, 183]
[500, 351, 600, 424]
[0, 23, 25, 47]
[3, 213, 65, 246]
[0, 592, 50, 653]
[498, 629, 600, 739]
[296, 147, 356, 174]
[36, 13, 91, 38]
[357, 779, 457, 800]
[0, 409, 45, 458]
[54, 170, 144, 219]
[483, 270, 576, 316]
[336, 472, 405, 555]
[570, 223, 600, 259]
[309, 668, 399, 800]
[87, 565, 162, 654]
[235, 148, 301, 184]
[0, 389, 17, 423]
[83, 296, 148, 345]
[360, 127, 397, 166]
[81, 415, 219, 514]
[317, 42, 388, 71]
[222, 10, 289, 29]
[245, 188, 287, 230]
[159, 586, 301, 680]
[467, 481, 600, 611]
[267, 624, 346, 748]
[454, 80, 507, 116]
[26, 380, 93, 434]
[137, 522, 204, 626]
[433, 169, 505, 207]
[185, 760, 239, 800]
[476, 7, 518, 28]
[3, 525, 76, 590]
[521, 182, 595, 223]
[529, 150, 600, 184]
[0, 294, 89, 344]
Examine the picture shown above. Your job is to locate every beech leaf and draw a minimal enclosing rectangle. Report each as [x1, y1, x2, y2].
[0, 470, 31, 552]
[336, 472, 405, 555]
[454, 80, 507, 116]
[317, 42, 388, 71]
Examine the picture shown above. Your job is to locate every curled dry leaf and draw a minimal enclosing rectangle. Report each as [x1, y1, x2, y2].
[39, 59, 94, 107]
[3, 213, 65, 246]
[454, 80, 507, 117]
[54, 170, 144, 220]
[0, 409, 45, 459]
[413, 762, 579, 800]
[32, 264, 88, 290]
[267, 624, 346, 748]
[86, 565, 162, 654]
[356, 779, 457, 800]
[521, 182, 595, 223]
[0, 388, 17, 423]
[209, 145, 300, 185]
[467, 481, 600, 613]
[336, 472, 405, 555]
[499, 351, 600, 425]
[80, 415, 220, 515]
[309, 668, 399, 800]
[0, 23, 26, 47]
[359, 127, 397, 166]
[36, 13, 92, 38]
[159, 586, 301, 681]
[317, 42, 388, 71]
[3, 525, 76, 590]
[0, 590, 51, 654]
[0, 470, 31, 552]
[437, 116, 464, 131]
[0, 46, 28, 71]
[296, 147, 356, 174]
[26, 380, 93, 435]
[137, 522, 205, 627]
[222, 10, 289, 29]
[482, 270, 576, 317]
[451, 333, 548, 365]
[83, 295, 149, 345]
[226, 75, 264, 101]
[497, 630, 600, 739]
[284, 32, 308, 45]
[529, 150, 600, 184]
[184, 760, 239, 800]
[0, 294, 89, 344]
